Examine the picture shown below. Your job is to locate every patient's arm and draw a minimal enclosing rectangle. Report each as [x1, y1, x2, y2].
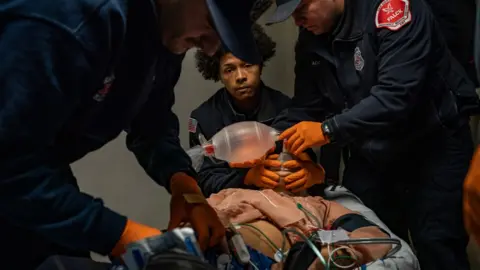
[236, 220, 291, 259]
[323, 201, 392, 263]
[238, 219, 390, 270]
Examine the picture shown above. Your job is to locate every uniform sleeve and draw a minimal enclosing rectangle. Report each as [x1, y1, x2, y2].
[127, 54, 197, 192]
[326, 0, 432, 144]
[196, 159, 251, 197]
[188, 113, 250, 197]
[271, 36, 330, 132]
[0, 20, 127, 255]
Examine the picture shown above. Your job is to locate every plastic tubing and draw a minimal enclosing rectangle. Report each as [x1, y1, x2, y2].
[334, 238, 402, 258]
[282, 228, 328, 268]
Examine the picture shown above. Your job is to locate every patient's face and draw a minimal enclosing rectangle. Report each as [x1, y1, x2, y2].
[219, 52, 261, 102]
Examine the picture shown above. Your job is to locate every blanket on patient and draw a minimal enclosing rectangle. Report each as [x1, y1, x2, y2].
[207, 188, 393, 268]
[207, 189, 351, 234]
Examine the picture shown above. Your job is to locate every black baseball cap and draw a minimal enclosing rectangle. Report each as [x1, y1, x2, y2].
[206, 0, 261, 64]
[266, 0, 301, 25]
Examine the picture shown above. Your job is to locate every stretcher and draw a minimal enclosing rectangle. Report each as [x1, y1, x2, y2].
[324, 185, 420, 270]
[36, 185, 420, 270]
[206, 186, 420, 270]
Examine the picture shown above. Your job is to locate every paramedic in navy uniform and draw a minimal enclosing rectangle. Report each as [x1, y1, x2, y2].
[0, 0, 267, 268]
[263, 0, 478, 268]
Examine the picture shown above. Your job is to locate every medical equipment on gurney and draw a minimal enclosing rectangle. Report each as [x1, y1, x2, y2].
[211, 188, 418, 270]
[187, 121, 279, 171]
[272, 202, 402, 270]
[324, 186, 420, 269]
[120, 227, 212, 270]
[281, 188, 419, 270]
[36, 228, 215, 270]
[209, 200, 404, 270]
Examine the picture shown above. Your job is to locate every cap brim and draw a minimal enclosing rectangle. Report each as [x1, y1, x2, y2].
[206, 0, 261, 64]
[265, 0, 301, 25]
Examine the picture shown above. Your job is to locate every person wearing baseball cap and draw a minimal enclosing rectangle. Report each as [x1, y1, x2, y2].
[259, 0, 477, 268]
[0, 0, 264, 268]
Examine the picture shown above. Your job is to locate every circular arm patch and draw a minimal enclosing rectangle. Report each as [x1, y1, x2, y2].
[375, 0, 412, 31]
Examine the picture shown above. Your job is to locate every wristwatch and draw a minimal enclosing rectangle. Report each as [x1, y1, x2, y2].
[321, 120, 336, 143]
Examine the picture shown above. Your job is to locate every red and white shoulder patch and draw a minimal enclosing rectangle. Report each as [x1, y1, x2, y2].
[375, 0, 412, 31]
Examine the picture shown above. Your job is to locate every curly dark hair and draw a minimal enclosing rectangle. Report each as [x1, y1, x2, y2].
[194, 24, 276, 81]
[195, 0, 276, 82]
[250, 0, 273, 21]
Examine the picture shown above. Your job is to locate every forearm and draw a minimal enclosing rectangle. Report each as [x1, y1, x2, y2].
[127, 135, 197, 193]
[0, 159, 127, 254]
[198, 162, 250, 197]
[125, 50, 190, 191]
[271, 109, 312, 132]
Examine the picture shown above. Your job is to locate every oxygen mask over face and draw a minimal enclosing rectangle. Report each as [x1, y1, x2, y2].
[187, 121, 279, 171]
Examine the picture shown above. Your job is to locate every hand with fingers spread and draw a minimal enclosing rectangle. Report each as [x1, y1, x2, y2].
[167, 172, 225, 250]
[243, 156, 282, 189]
[282, 153, 325, 193]
[278, 121, 329, 156]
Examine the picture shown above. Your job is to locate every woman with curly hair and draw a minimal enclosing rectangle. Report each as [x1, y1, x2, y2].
[188, 24, 323, 197]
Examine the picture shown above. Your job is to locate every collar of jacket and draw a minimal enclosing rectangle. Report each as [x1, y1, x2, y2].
[331, 0, 370, 41]
[221, 81, 278, 122]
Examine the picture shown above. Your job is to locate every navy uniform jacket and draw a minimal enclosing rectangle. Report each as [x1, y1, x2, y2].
[423, 0, 478, 85]
[189, 84, 292, 197]
[272, 0, 478, 165]
[0, 0, 195, 255]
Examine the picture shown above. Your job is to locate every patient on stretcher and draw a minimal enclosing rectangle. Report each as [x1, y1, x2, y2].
[206, 188, 394, 269]
[187, 143, 395, 269]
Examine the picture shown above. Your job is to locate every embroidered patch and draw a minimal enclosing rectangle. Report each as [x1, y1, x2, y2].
[353, 47, 364, 71]
[375, 0, 412, 31]
[93, 73, 115, 102]
[188, 117, 198, 133]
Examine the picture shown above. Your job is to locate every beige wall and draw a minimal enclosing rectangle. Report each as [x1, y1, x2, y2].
[73, 13, 299, 230]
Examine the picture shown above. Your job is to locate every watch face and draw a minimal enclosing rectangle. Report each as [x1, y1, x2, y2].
[322, 122, 331, 135]
[323, 123, 331, 134]
[321, 122, 334, 142]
